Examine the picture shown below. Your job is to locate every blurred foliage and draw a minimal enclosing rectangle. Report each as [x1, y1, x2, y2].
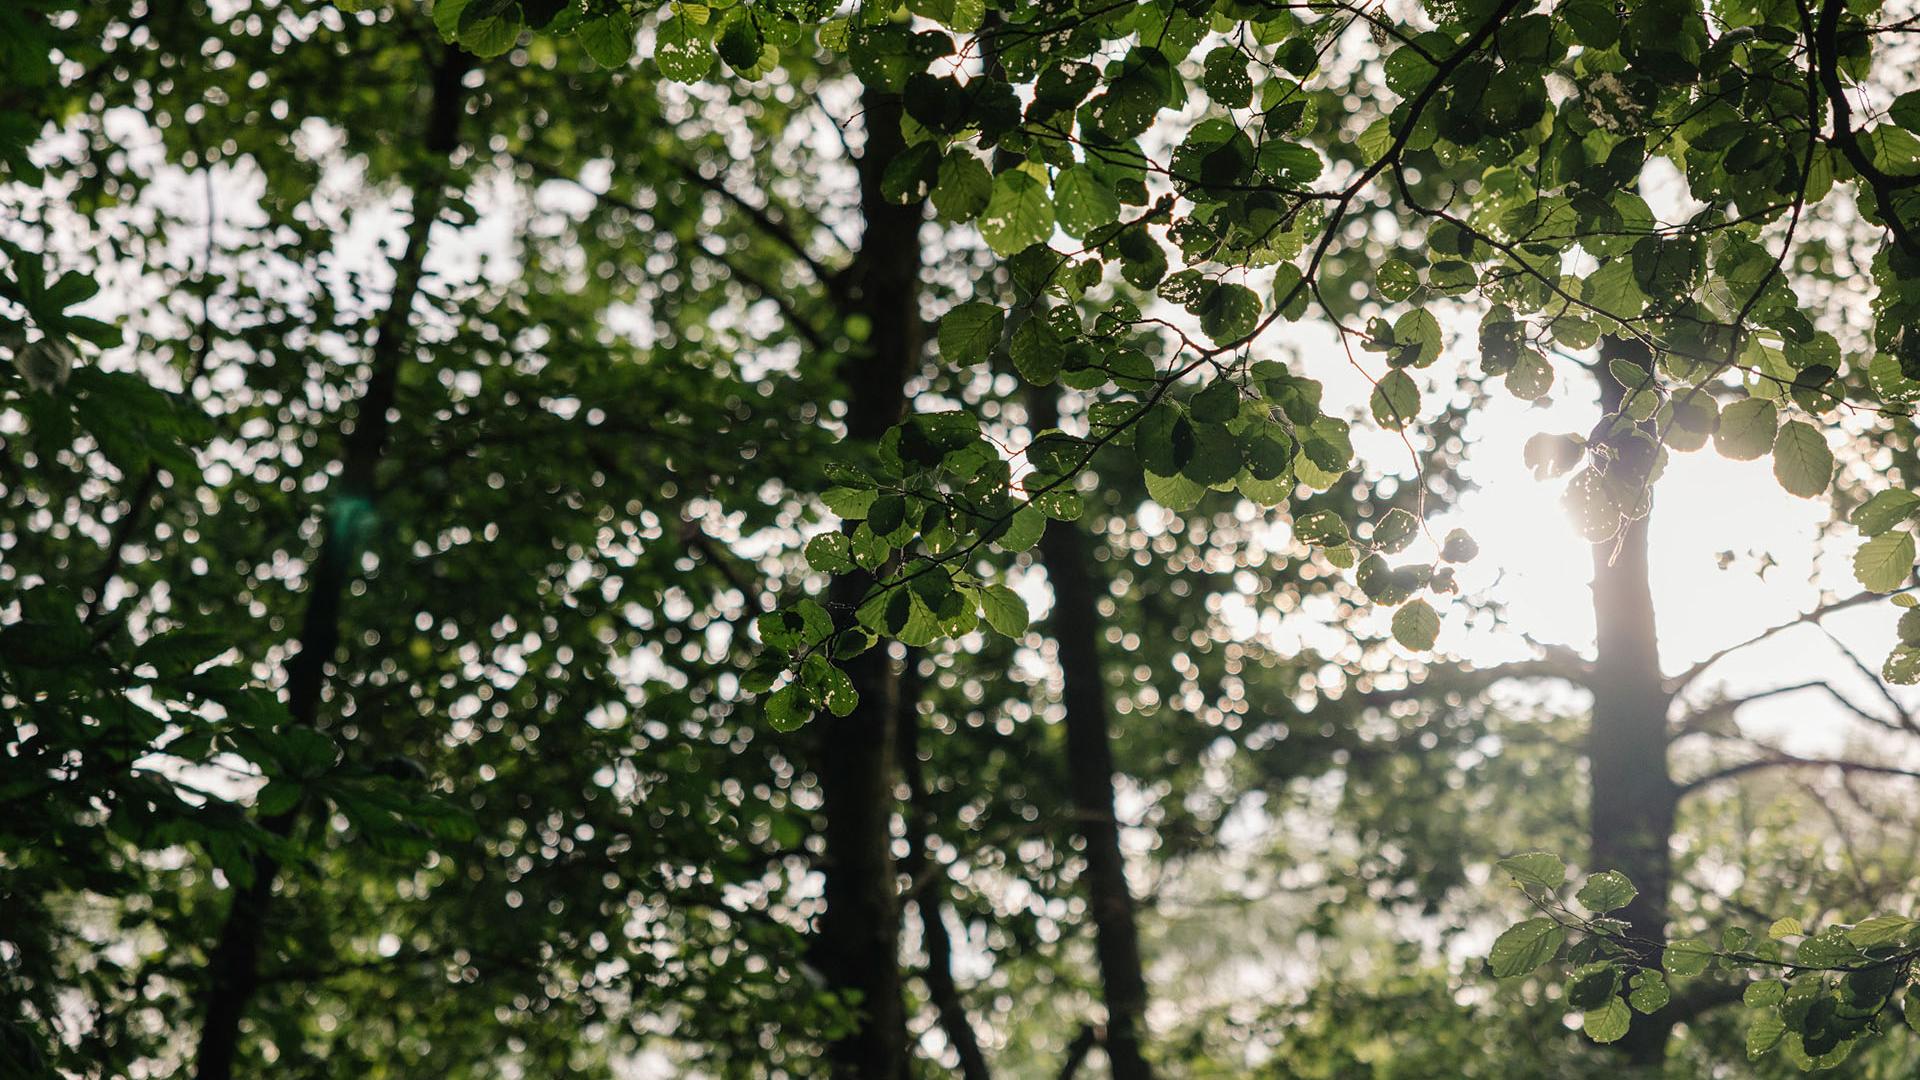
[6, 0, 1920, 1076]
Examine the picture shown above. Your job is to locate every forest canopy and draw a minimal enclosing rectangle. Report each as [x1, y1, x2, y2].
[6, 0, 1920, 1075]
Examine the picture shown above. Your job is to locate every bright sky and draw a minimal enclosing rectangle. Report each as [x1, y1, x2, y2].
[1292, 305, 1920, 764]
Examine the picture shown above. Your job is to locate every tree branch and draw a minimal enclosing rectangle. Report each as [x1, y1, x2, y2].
[1817, 625, 1919, 733]
[1677, 752, 1920, 798]
[1670, 678, 1902, 739]
[513, 154, 840, 349]
[1056, 1024, 1100, 1080]
[1354, 650, 1593, 708]
[673, 159, 846, 299]
[1809, 0, 1920, 257]
[1667, 589, 1905, 693]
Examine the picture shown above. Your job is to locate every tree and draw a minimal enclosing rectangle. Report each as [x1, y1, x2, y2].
[13, 0, 1920, 1074]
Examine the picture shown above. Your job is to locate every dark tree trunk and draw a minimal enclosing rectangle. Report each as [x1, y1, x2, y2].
[190, 48, 469, 1080]
[1030, 393, 1154, 1080]
[1587, 338, 1676, 1069]
[898, 665, 993, 1080]
[813, 84, 923, 1080]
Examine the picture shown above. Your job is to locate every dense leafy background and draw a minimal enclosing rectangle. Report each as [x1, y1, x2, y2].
[6, 0, 1920, 1075]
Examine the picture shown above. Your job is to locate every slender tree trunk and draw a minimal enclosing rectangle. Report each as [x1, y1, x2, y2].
[191, 48, 468, 1080]
[1029, 395, 1154, 1080]
[814, 85, 923, 1080]
[897, 667, 993, 1080]
[1587, 338, 1676, 1068]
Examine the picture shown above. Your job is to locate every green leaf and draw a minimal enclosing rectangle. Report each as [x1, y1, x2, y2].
[579, 12, 635, 67]
[930, 154, 991, 224]
[937, 302, 1005, 363]
[1030, 484, 1082, 521]
[1144, 469, 1205, 511]
[979, 171, 1054, 256]
[1523, 432, 1585, 478]
[1854, 530, 1915, 593]
[805, 533, 853, 572]
[907, 0, 984, 31]
[1196, 283, 1261, 346]
[1887, 644, 1920, 684]
[1583, 996, 1632, 1044]
[1293, 509, 1349, 546]
[459, 3, 522, 57]
[1301, 417, 1353, 475]
[1713, 398, 1777, 461]
[1370, 369, 1421, 430]
[1770, 420, 1832, 498]
[1576, 870, 1638, 914]
[1566, 962, 1619, 1009]
[1497, 852, 1567, 891]
[1747, 1009, 1786, 1058]
[433, 0, 472, 39]
[1357, 555, 1422, 605]
[895, 589, 942, 647]
[869, 494, 906, 535]
[1768, 917, 1803, 940]
[1504, 350, 1554, 401]
[1489, 918, 1565, 977]
[820, 664, 859, 717]
[1391, 599, 1440, 651]
[1052, 165, 1120, 238]
[994, 505, 1046, 553]
[1892, 90, 1920, 133]
[1845, 915, 1915, 948]
[1392, 308, 1443, 367]
[1371, 508, 1419, 554]
[757, 600, 833, 651]
[255, 779, 302, 817]
[1441, 528, 1479, 563]
[824, 486, 878, 520]
[135, 629, 230, 677]
[1202, 45, 1253, 108]
[1010, 318, 1065, 384]
[1189, 379, 1240, 423]
[978, 584, 1028, 637]
[1662, 939, 1711, 978]
[715, 10, 765, 72]
[765, 685, 812, 732]
[1563, 0, 1620, 46]
[1851, 489, 1920, 536]
[1628, 970, 1670, 1014]
[267, 727, 339, 779]
[653, 13, 712, 80]
[881, 142, 940, 204]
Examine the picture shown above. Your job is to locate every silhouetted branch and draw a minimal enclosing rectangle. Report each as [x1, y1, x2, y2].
[1677, 753, 1920, 797]
[1057, 1024, 1101, 1080]
[1668, 589, 1905, 693]
[1356, 650, 1593, 708]
[1670, 679, 1899, 739]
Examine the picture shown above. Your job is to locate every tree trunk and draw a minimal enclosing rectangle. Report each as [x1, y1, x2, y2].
[1587, 338, 1676, 1069]
[898, 664, 993, 1080]
[813, 84, 923, 1080]
[1030, 394, 1154, 1080]
[191, 47, 468, 1080]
